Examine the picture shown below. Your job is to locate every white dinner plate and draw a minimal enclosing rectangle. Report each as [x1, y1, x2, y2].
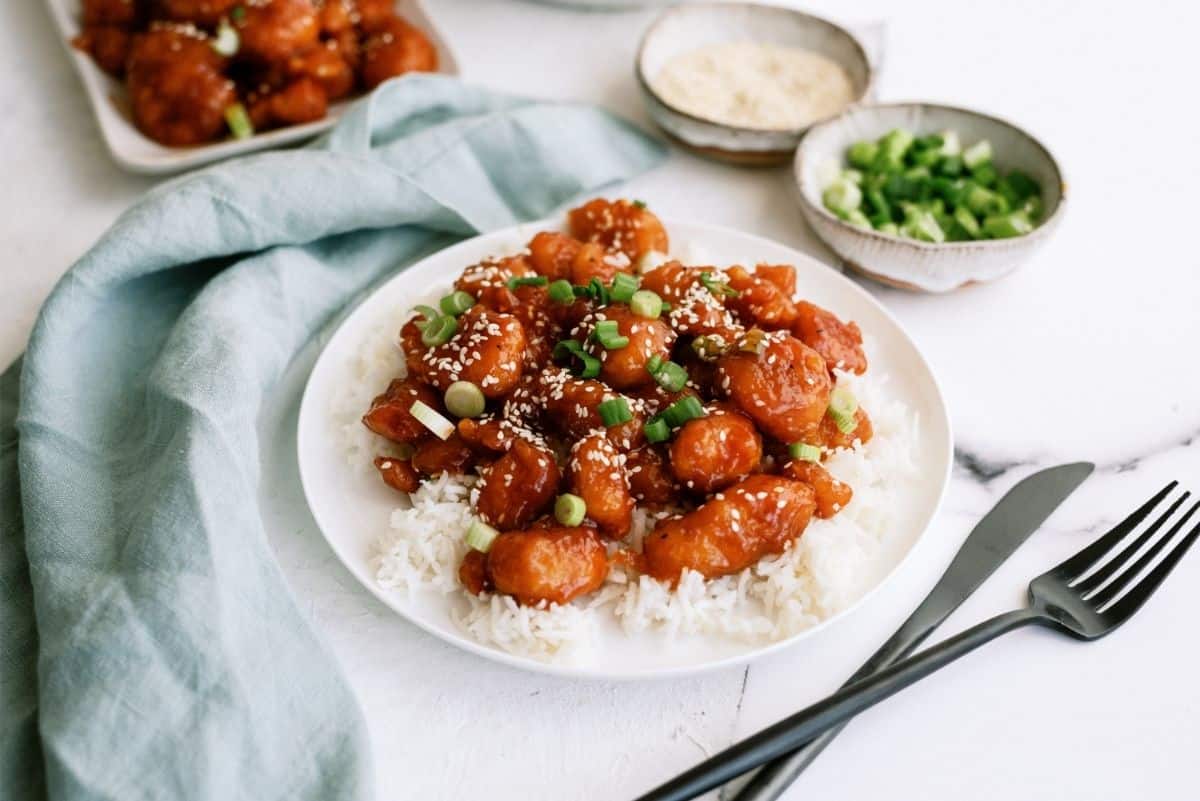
[45, 0, 459, 175]
[296, 218, 952, 680]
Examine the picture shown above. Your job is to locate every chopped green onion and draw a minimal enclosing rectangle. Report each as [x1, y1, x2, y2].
[592, 320, 618, 340]
[823, 178, 862, 216]
[610, 273, 640, 303]
[643, 416, 671, 443]
[788, 442, 822, 462]
[982, 212, 1034, 239]
[827, 386, 859, 435]
[699, 271, 739, 298]
[662, 395, 704, 428]
[971, 162, 999, 188]
[588, 277, 610, 305]
[900, 209, 946, 243]
[629, 290, 663, 319]
[632, 199, 647, 209]
[739, 328, 768, 355]
[223, 103, 253, 140]
[507, 275, 548, 290]
[420, 314, 457, 347]
[465, 520, 499, 552]
[953, 206, 981, 239]
[691, 335, 728, 361]
[660, 301, 672, 312]
[412, 304, 441, 330]
[230, 5, 245, 22]
[553, 339, 602, 378]
[410, 400, 455, 440]
[439, 291, 474, 317]
[597, 397, 633, 427]
[444, 381, 485, 419]
[646, 354, 664, 375]
[548, 279, 575, 304]
[874, 128, 915, 172]
[653, 361, 688, 393]
[962, 139, 993, 170]
[211, 19, 240, 56]
[939, 130, 961, 157]
[847, 140, 878, 170]
[554, 494, 587, 526]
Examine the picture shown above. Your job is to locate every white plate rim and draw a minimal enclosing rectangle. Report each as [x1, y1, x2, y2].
[296, 217, 954, 681]
[43, 0, 460, 175]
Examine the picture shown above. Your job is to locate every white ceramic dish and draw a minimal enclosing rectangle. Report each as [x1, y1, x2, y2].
[636, 2, 871, 165]
[794, 102, 1067, 293]
[44, 0, 460, 175]
[296, 217, 953, 680]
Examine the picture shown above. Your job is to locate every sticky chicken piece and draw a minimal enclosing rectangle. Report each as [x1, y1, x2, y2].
[83, 0, 138, 27]
[476, 439, 561, 529]
[362, 377, 443, 444]
[126, 27, 235, 146]
[532, 368, 644, 451]
[247, 77, 327, 130]
[361, 16, 438, 90]
[486, 527, 609, 606]
[725, 265, 798, 331]
[288, 42, 355, 101]
[792, 300, 868, 375]
[782, 460, 853, 519]
[669, 409, 762, 493]
[625, 445, 678, 505]
[373, 456, 420, 494]
[235, 0, 320, 64]
[73, 25, 132, 77]
[568, 434, 634, 538]
[458, 549, 490, 595]
[642, 263, 740, 338]
[411, 434, 476, 477]
[583, 306, 675, 391]
[809, 406, 874, 451]
[419, 306, 527, 398]
[455, 255, 534, 300]
[353, 0, 398, 32]
[527, 231, 581, 281]
[754, 264, 797, 298]
[643, 475, 816, 582]
[155, 0, 238, 27]
[568, 198, 668, 262]
[457, 416, 512, 454]
[318, 0, 355, 34]
[716, 334, 832, 443]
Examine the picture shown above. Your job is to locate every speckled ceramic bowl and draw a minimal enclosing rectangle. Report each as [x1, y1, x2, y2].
[636, 2, 872, 166]
[794, 102, 1067, 292]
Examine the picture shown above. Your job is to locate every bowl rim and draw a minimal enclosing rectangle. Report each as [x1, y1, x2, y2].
[794, 100, 1068, 252]
[634, 0, 874, 137]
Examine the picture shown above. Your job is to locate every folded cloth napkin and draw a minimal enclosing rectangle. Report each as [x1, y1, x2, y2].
[0, 74, 665, 801]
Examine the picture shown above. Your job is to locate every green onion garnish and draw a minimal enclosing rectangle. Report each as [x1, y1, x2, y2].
[211, 19, 240, 56]
[653, 361, 688, 393]
[554, 493, 587, 527]
[591, 319, 628, 350]
[465, 520, 499, 552]
[597, 397, 633, 427]
[788, 442, 822, 462]
[662, 395, 704, 428]
[223, 103, 254, 140]
[553, 339, 601, 378]
[827, 386, 859, 434]
[548, 279, 575, 304]
[632, 199, 647, 209]
[420, 314, 457, 347]
[412, 304, 441, 331]
[699, 271, 740, 298]
[610, 273, 640, 303]
[587, 277, 610, 306]
[646, 354, 664, 375]
[643, 416, 671, 443]
[629, 289, 663, 319]
[444, 381, 485, 419]
[507, 275, 548, 290]
[691, 335, 728, 361]
[230, 5, 246, 22]
[739, 328, 768, 355]
[410, 400, 454, 440]
[439, 291, 474, 317]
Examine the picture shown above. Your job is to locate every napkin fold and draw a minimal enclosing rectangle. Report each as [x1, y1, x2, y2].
[0, 75, 665, 801]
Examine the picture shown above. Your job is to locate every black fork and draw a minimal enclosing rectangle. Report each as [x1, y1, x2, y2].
[634, 482, 1200, 801]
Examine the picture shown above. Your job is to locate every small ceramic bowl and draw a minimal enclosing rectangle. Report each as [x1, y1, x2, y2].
[635, 2, 872, 166]
[794, 102, 1067, 292]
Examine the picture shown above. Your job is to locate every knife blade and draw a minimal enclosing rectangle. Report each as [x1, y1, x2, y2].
[731, 461, 1095, 801]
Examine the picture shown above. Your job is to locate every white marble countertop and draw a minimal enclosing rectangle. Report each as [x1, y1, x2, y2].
[4, 0, 1200, 799]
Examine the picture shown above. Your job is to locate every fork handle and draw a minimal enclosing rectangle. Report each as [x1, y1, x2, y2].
[633, 609, 1044, 801]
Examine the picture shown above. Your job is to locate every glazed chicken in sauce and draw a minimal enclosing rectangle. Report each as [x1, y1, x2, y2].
[361, 198, 872, 607]
[72, 0, 438, 146]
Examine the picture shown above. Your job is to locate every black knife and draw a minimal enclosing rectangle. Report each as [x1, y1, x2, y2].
[731, 461, 1095, 801]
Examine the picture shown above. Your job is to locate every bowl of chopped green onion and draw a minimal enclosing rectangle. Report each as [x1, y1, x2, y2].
[794, 102, 1066, 292]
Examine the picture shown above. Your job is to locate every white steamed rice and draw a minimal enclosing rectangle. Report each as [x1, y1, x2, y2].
[331, 262, 920, 663]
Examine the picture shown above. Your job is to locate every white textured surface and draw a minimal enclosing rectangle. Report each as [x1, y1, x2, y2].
[4, 1, 1200, 799]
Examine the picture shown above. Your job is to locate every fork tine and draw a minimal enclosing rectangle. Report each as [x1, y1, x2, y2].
[1090, 499, 1200, 609]
[1098, 510, 1200, 622]
[1073, 492, 1190, 595]
[1053, 481, 1178, 580]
